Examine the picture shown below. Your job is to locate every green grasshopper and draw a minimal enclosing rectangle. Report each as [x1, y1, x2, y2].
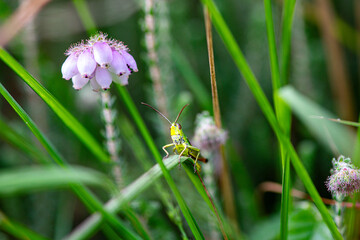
[142, 102, 208, 172]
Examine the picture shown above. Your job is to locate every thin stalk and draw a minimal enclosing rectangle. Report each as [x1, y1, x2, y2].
[347, 115, 360, 239]
[100, 91, 123, 188]
[143, 0, 169, 124]
[264, 0, 292, 239]
[203, 6, 238, 228]
[196, 171, 227, 240]
[200, 0, 342, 238]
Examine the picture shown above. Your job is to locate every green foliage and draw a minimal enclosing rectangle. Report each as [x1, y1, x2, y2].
[0, 0, 358, 239]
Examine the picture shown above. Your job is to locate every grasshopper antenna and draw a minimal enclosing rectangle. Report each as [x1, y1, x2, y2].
[174, 104, 189, 124]
[141, 102, 171, 124]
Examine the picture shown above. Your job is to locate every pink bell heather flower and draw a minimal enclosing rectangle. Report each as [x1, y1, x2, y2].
[61, 32, 138, 91]
[326, 155, 360, 197]
[192, 111, 227, 155]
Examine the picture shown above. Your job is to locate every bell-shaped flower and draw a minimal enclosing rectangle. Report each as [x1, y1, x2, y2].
[95, 67, 112, 90]
[72, 74, 89, 90]
[110, 50, 128, 76]
[93, 42, 113, 68]
[77, 49, 97, 78]
[121, 50, 138, 72]
[61, 32, 138, 91]
[61, 53, 79, 80]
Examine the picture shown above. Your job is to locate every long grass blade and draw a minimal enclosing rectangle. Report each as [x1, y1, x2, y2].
[0, 82, 141, 240]
[0, 166, 113, 196]
[0, 212, 49, 240]
[264, 0, 291, 238]
[117, 85, 204, 238]
[64, 155, 193, 240]
[0, 117, 49, 164]
[279, 86, 355, 156]
[200, 0, 342, 238]
[0, 48, 110, 163]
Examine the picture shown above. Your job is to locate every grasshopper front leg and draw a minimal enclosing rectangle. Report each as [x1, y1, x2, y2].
[162, 143, 175, 159]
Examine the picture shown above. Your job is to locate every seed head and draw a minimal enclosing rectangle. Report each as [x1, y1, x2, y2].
[326, 155, 360, 197]
[192, 111, 227, 155]
[61, 32, 138, 91]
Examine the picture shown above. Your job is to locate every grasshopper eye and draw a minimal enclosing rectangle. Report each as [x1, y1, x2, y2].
[178, 124, 182, 129]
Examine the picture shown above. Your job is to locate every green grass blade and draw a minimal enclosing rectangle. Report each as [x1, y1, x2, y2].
[279, 86, 355, 156]
[0, 212, 50, 240]
[65, 156, 193, 240]
[183, 163, 232, 239]
[116, 85, 204, 239]
[122, 208, 152, 240]
[200, 0, 342, 238]
[72, 0, 97, 35]
[0, 82, 142, 240]
[0, 118, 49, 164]
[280, 0, 296, 84]
[0, 82, 65, 166]
[264, 0, 291, 238]
[0, 166, 113, 196]
[0, 48, 110, 163]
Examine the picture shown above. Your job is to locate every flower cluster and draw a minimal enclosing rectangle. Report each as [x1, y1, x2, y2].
[61, 32, 138, 91]
[326, 155, 360, 197]
[192, 111, 227, 155]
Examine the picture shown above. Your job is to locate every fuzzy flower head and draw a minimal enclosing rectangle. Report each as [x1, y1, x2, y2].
[61, 32, 138, 91]
[192, 111, 227, 155]
[326, 155, 360, 197]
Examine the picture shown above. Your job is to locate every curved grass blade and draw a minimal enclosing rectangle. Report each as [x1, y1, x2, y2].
[117, 85, 204, 240]
[65, 156, 193, 240]
[0, 82, 141, 240]
[279, 86, 355, 156]
[0, 47, 110, 163]
[0, 117, 49, 164]
[0, 166, 113, 196]
[199, 0, 342, 238]
[0, 212, 49, 240]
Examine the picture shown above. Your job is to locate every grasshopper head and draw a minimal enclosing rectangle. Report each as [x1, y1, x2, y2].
[170, 123, 183, 136]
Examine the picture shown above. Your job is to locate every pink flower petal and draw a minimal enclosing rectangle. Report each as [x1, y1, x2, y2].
[77, 49, 97, 78]
[114, 74, 129, 86]
[72, 74, 89, 90]
[90, 78, 101, 92]
[109, 50, 128, 76]
[93, 42, 113, 68]
[61, 54, 79, 80]
[121, 50, 138, 72]
[95, 67, 112, 90]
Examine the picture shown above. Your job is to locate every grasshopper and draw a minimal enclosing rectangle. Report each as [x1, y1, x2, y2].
[142, 102, 208, 172]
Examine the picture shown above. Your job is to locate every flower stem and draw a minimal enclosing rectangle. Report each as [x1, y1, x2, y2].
[143, 0, 169, 124]
[100, 91, 123, 188]
[203, 5, 238, 229]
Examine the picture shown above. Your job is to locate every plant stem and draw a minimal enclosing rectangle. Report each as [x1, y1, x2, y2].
[203, 5, 238, 228]
[143, 0, 169, 124]
[100, 91, 123, 188]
